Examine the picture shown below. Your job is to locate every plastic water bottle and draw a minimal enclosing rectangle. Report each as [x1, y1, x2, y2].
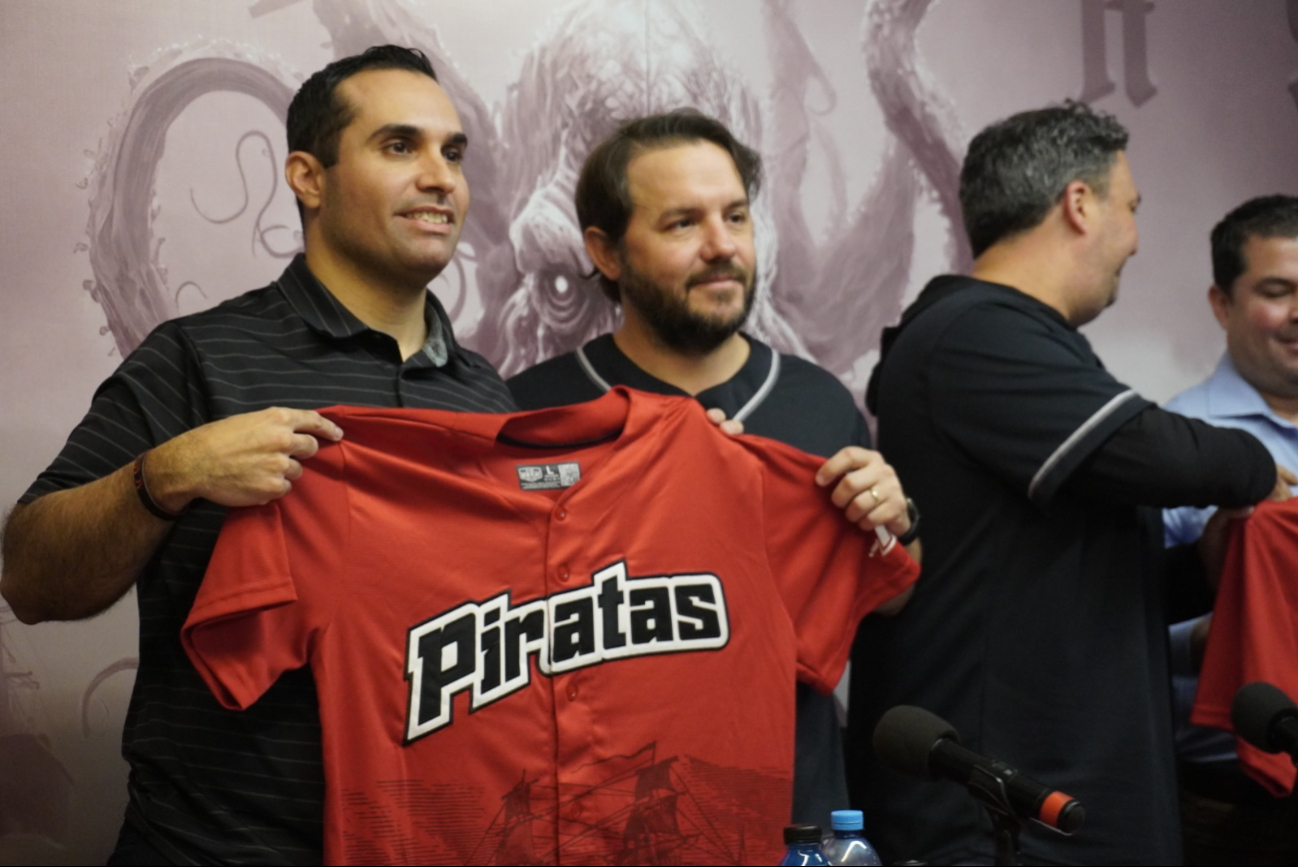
[779, 823, 829, 865]
[821, 810, 882, 866]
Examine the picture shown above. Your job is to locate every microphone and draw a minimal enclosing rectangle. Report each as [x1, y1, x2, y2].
[872, 705, 1084, 835]
[1231, 682, 1298, 762]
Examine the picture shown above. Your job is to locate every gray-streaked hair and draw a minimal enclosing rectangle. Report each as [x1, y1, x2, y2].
[959, 100, 1129, 258]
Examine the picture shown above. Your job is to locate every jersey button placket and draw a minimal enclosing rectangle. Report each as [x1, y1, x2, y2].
[550, 504, 572, 590]
[550, 496, 593, 811]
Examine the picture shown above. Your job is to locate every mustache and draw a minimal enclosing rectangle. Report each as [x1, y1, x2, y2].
[686, 264, 751, 288]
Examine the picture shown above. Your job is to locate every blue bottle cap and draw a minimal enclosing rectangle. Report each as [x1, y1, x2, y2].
[830, 809, 863, 831]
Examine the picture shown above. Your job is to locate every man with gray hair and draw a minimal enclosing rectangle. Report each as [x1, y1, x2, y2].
[848, 102, 1280, 864]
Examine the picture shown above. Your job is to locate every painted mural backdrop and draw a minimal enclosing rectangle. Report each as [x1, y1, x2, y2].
[2, 1, 1298, 862]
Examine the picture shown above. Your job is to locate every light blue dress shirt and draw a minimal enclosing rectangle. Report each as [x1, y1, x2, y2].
[1164, 353, 1298, 762]
[1164, 353, 1298, 546]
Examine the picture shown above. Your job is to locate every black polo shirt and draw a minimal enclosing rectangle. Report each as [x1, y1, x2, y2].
[848, 275, 1272, 866]
[21, 255, 515, 865]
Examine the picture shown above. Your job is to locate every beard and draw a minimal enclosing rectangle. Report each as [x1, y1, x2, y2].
[617, 260, 756, 356]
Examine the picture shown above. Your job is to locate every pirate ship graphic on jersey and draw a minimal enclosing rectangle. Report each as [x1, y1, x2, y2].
[469, 742, 786, 865]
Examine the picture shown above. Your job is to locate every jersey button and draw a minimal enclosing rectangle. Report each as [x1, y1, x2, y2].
[556, 508, 568, 520]
[566, 685, 578, 701]
[558, 565, 571, 582]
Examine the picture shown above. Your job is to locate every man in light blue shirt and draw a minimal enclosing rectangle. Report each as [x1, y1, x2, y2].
[1164, 351, 1298, 552]
[1164, 194, 1298, 864]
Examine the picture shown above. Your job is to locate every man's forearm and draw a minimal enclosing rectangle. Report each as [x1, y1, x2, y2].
[904, 538, 921, 566]
[1067, 407, 1275, 507]
[0, 408, 219, 624]
[2, 407, 345, 625]
[1, 464, 172, 624]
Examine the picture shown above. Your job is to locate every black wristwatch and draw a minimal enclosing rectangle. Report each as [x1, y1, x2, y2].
[896, 497, 920, 545]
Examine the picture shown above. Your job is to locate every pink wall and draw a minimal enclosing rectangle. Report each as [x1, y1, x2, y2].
[2, 1, 1297, 862]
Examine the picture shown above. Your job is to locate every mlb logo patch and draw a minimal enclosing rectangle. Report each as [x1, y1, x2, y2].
[516, 461, 582, 491]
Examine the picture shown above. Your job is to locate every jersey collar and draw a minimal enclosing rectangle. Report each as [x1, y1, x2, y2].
[577, 333, 776, 421]
[328, 386, 686, 457]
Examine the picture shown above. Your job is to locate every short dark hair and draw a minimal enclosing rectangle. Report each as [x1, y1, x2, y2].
[286, 45, 438, 169]
[575, 109, 762, 302]
[1211, 195, 1298, 296]
[959, 101, 1129, 258]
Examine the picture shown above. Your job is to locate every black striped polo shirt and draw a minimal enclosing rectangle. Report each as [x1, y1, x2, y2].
[21, 254, 516, 865]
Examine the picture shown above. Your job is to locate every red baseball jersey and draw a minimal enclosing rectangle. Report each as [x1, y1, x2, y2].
[1191, 498, 1298, 796]
[182, 388, 918, 865]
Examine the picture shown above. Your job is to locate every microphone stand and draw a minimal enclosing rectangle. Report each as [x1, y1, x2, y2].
[965, 763, 1024, 866]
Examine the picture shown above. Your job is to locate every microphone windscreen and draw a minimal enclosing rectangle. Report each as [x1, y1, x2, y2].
[872, 705, 959, 779]
[1232, 682, 1298, 752]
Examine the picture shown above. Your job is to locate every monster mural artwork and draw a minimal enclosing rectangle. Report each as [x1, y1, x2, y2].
[84, 0, 960, 378]
[3, 0, 1298, 862]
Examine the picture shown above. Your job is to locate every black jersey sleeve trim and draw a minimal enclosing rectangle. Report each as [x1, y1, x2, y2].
[575, 344, 614, 393]
[1028, 388, 1144, 505]
[1067, 407, 1275, 508]
[733, 352, 780, 423]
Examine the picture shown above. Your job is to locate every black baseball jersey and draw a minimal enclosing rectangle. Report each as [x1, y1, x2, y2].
[852, 275, 1271, 866]
[509, 333, 871, 827]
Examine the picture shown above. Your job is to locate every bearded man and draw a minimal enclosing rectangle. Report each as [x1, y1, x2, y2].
[508, 109, 919, 828]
